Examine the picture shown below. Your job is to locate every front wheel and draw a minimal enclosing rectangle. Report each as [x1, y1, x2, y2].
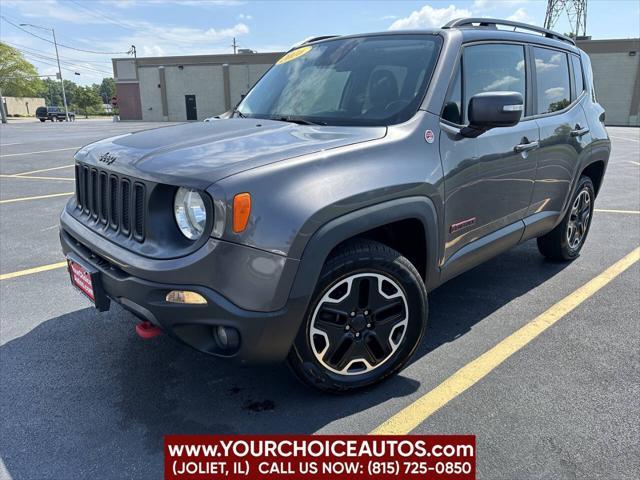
[537, 175, 595, 261]
[288, 239, 427, 393]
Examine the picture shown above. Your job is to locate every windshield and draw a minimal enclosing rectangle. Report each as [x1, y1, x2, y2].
[237, 34, 442, 126]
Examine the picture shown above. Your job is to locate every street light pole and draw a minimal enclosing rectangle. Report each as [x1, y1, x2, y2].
[20, 23, 70, 121]
[51, 28, 70, 122]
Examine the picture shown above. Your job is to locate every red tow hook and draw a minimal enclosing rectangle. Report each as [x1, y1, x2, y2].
[135, 321, 163, 339]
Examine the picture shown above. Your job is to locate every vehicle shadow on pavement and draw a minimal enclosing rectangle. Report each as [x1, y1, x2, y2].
[417, 240, 569, 360]
[0, 241, 567, 479]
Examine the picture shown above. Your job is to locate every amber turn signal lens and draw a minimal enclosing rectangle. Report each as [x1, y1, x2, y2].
[233, 192, 251, 233]
[165, 290, 207, 304]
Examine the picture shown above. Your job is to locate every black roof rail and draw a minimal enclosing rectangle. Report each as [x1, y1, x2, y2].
[301, 35, 340, 44]
[442, 17, 576, 46]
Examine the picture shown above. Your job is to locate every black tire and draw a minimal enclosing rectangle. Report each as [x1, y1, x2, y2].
[39, 118, 46, 122]
[537, 176, 595, 261]
[288, 239, 427, 393]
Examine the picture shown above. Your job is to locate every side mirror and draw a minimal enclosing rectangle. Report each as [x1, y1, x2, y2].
[461, 91, 524, 138]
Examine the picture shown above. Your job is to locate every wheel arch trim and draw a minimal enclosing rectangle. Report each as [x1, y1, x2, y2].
[288, 196, 440, 309]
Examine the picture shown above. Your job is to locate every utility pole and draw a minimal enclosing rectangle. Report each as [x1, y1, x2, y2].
[20, 23, 70, 121]
[0, 87, 7, 124]
[231, 37, 238, 54]
[544, 0, 588, 37]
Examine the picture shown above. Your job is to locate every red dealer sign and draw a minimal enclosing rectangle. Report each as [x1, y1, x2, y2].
[165, 435, 475, 480]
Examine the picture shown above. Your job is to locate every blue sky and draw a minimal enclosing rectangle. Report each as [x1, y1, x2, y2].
[1, 0, 639, 85]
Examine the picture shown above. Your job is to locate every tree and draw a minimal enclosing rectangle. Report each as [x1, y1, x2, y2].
[99, 77, 116, 104]
[42, 78, 79, 107]
[75, 85, 102, 118]
[0, 42, 45, 97]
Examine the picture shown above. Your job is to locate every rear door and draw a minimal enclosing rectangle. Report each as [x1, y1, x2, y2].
[525, 46, 592, 233]
[439, 42, 539, 266]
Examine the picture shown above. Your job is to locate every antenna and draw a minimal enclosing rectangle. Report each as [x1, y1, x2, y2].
[544, 0, 588, 38]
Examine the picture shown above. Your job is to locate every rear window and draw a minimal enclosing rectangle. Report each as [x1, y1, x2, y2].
[571, 54, 584, 97]
[533, 47, 571, 114]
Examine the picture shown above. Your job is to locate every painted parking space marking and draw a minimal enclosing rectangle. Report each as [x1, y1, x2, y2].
[0, 174, 74, 182]
[371, 247, 640, 435]
[0, 192, 73, 204]
[13, 164, 75, 176]
[0, 261, 67, 281]
[608, 135, 640, 143]
[0, 147, 80, 158]
[595, 208, 640, 214]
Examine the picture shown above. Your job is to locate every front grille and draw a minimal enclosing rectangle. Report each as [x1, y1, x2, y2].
[75, 163, 146, 242]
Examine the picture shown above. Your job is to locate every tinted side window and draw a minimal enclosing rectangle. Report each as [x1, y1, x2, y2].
[571, 54, 584, 96]
[442, 62, 462, 124]
[533, 47, 571, 113]
[463, 44, 526, 123]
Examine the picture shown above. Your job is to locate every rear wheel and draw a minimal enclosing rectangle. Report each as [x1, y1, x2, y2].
[39, 118, 46, 122]
[537, 176, 595, 261]
[288, 239, 427, 393]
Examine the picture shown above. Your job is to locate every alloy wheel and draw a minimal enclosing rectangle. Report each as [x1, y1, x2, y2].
[309, 272, 408, 376]
[567, 189, 592, 250]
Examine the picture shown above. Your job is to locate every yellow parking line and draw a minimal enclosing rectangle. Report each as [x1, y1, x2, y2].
[371, 247, 640, 435]
[14, 164, 75, 176]
[0, 192, 73, 204]
[0, 174, 74, 181]
[595, 208, 640, 214]
[0, 147, 80, 158]
[0, 261, 67, 281]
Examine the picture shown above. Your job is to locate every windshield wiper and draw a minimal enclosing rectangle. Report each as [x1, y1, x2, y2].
[232, 107, 246, 118]
[271, 116, 326, 126]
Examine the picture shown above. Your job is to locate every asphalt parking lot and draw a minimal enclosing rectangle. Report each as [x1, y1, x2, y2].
[0, 119, 638, 479]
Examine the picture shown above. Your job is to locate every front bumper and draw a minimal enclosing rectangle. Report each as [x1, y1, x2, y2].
[60, 209, 308, 364]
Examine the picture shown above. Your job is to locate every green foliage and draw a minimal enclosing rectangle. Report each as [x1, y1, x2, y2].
[0, 42, 45, 97]
[74, 85, 103, 118]
[99, 77, 116, 103]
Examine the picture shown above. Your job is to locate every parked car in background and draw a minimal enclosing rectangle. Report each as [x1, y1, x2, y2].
[60, 18, 609, 392]
[36, 106, 75, 122]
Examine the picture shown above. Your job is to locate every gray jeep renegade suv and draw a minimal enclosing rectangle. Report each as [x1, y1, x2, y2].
[60, 18, 610, 392]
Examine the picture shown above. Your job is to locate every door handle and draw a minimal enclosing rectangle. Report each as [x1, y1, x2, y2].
[570, 126, 590, 137]
[514, 141, 539, 153]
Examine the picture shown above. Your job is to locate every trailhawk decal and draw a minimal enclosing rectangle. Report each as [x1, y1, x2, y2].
[276, 46, 312, 65]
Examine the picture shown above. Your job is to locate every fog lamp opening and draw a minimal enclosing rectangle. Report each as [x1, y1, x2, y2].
[165, 290, 207, 305]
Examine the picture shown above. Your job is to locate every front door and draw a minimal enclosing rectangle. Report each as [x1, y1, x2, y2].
[440, 43, 538, 266]
[185, 95, 197, 120]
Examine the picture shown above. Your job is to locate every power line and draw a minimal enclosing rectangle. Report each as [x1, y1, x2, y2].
[4, 41, 114, 65]
[7, 43, 113, 75]
[1, 15, 130, 55]
[20, 50, 113, 76]
[67, 0, 138, 33]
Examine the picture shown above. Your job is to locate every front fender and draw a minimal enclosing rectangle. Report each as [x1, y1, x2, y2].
[289, 196, 440, 307]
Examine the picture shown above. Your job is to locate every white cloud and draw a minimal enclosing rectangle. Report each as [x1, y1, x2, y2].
[237, 13, 253, 20]
[3, 0, 108, 24]
[380, 15, 398, 20]
[473, 0, 529, 10]
[388, 4, 472, 30]
[545, 86, 566, 99]
[109, 0, 244, 7]
[507, 8, 532, 23]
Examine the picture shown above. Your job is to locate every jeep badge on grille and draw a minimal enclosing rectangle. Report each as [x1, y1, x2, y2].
[98, 152, 117, 165]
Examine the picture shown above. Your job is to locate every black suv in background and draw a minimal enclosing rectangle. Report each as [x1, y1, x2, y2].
[36, 106, 75, 122]
[60, 18, 610, 392]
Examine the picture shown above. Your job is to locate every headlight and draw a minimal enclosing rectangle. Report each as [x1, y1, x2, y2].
[174, 187, 207, 240]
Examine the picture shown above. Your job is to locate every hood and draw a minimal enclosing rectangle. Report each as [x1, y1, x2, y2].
[76, 119, 386, 188]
